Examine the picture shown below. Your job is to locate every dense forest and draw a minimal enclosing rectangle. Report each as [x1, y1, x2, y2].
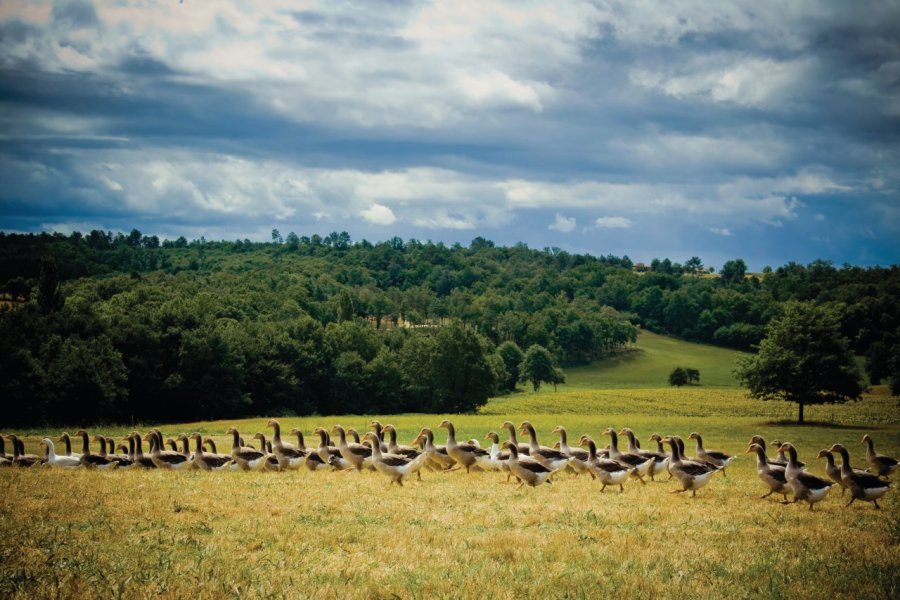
[1, 229, 898, 427]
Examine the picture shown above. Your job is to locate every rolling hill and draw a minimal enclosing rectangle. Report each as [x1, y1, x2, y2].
[562, 329, 749, 389]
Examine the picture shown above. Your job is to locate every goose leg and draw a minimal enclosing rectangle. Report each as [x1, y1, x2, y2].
[761, 490, 774, 499]
[599, 484, 607, 493]
[516, 481, 525, 490]
[845, 497, 855, 507]
[873, 500, 880, 510]
[619, 484, 624, 493]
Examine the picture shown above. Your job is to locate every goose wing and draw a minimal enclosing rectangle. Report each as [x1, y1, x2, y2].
[235, 449, 265, 462]
[875, 455, 898, 468]
[518, 459, 551, 474]
[797, 471, 832, 490]
[380, 454, 412, 467]
[850, 471, 892, 488]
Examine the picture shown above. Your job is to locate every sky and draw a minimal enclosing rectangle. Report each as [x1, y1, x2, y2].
[1, 1, 899, 271]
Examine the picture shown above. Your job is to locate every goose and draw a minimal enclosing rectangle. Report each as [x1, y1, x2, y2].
[365, 431, 428, 486]
[175, 434, 192, 459]
[288, 428, 314, 456]
[501, 421, 530, 454]
[676, 436, 693, 461]
[266, 420, 307, 470]
[7, 434, 47, 467]
[501, 442, 553, 489]
[79, 435, 119, 470]
[226, 428, 267, 471]
[439, 420, 485, 473]
[313, 428, 352, 470]
[74, 430, 95, 458]
[647, 434, 673, 481]
[479, 432, 512, 474]
[829, 443, 891, 509]
[688, 432, 734, 475]
[419, 427, 456, 471]
[266, 419, 296, 450]
[552, 426, 593, 478]
[127, 433, 157, 468]
[367, 421, 391, 452]
[165, 438, 179, 452]
[620, 428, 668, 480]
[519, 422, 569, 473]
[7, 435, 42, 467]
[382, 425, 421, 459]
[300, 448, 330, 471]
[95, 435, 133, 468]
[748, 436, 787, 468]
[203, 437, 233, 461]
[0, 435, 11, 461]
[253, 433, 282, 471]
[332, 425, 373, 471]
[190, 433, 232, 471]
[747, 443, 790, 502]
[40, 438, 80, 469]
[779, 443, 833, 510]
[862, 435, 898, 478]
[347, 428, 364, 445]
[604, 428, 651, 482]
[771, 440, 804, 468]
[580, 436, 634, 492]
[143, 431, 191, 470]
[663, 436, 719, 497]
[817, 449, 868, 497]
[57, 432, 81, 459]
[103, 436, 129, 463]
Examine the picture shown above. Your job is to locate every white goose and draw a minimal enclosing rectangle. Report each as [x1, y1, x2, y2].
[41, 438, 80, 469]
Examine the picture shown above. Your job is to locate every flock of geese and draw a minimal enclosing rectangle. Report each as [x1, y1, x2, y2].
[3, 421, 895, 509]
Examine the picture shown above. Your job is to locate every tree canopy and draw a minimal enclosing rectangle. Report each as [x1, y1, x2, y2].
[0, 229, 898, 426]
[734, 301, 863, 423]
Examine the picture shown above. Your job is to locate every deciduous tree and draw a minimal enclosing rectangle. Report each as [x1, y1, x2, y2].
[734, 301, 862, 423]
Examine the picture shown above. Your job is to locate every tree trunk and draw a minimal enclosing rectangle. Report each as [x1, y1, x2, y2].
[798, 400, 804, 424]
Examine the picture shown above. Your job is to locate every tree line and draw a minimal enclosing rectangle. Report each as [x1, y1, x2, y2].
[1, 230, 898, 426]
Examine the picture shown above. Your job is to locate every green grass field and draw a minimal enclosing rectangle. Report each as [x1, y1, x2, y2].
[2, 334, 898, 599]
[564, 329, 748, 389]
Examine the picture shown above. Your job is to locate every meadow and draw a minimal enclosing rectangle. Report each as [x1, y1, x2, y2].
[1, 335, 898, 599]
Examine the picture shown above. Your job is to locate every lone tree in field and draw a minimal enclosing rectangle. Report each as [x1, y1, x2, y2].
[669, 367, 700, 387]
[669, 367, 689, 387]
[519, 344, 563, 392]
[734, 301, 862, 423]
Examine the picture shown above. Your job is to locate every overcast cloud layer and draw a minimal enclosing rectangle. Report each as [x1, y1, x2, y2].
[1, 0, 898, 269]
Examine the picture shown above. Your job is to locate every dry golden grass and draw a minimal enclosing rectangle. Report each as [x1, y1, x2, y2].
[2, 387, 898, 599]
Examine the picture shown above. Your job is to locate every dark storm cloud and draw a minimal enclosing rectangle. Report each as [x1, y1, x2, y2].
[0, 1, 896, 269]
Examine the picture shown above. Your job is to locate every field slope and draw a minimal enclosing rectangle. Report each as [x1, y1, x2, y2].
[564, 329, 748, 389]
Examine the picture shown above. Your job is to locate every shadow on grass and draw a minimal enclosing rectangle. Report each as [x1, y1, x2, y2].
[760, 420, 882, 430]
[589, 348, 645, 370]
